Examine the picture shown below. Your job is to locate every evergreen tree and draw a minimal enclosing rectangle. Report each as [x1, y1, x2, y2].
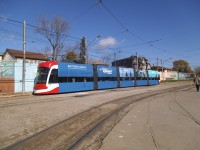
[79, 37, 87, 64]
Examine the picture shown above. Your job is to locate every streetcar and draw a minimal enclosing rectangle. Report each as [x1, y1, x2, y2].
[33, 61, 159, 94]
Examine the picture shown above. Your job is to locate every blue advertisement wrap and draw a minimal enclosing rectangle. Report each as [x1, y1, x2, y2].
[98, 81, 118, 89]
[137, 80, 148, 86]
[149, 80, 159, 85]
[119, 67, 134, 87]
[119, 67, 134, 77]
[59, 82, 94, 93]
[58, 62, 93, 77]
[97, 66, 117, 77]
[148, 70, 159, 78]
[148, 70, 159, 85]
[138, 69, 147, 77]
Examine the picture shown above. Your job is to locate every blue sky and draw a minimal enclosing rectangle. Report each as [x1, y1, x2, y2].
[0, 0, 200, 68]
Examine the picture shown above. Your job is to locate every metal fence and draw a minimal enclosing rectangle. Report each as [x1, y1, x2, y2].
[0, 61, 38, 93]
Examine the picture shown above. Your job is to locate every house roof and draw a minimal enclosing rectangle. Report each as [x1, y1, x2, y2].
[5, 49, 49, 61]
[90, 61, 108, 66]
[151, 66, 175, 71]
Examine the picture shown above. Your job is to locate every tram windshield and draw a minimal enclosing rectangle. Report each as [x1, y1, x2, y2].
[35, 67, 50, 84]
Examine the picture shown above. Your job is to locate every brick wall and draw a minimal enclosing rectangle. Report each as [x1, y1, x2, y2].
[0, 78, 14, 93]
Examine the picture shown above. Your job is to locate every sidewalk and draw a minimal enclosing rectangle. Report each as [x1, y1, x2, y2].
[0, 92, 32, 98]
[100, 88, 200, 150]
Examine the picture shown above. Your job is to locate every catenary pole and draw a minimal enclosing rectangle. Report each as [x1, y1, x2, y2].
[161, 59, 163, 81]
[22, 20, 26, 93]
[157, 57, 158, 71]
[136, 52, 138, 70]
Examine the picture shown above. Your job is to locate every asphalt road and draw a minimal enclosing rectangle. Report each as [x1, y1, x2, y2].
[0, 81, 195, 149]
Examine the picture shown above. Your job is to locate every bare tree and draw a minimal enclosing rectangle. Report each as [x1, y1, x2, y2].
[41, 46, 52, 59]
[36, 16, 70, 60]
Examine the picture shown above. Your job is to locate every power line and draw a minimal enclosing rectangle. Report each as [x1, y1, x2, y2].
[0, 16, 82, 41]
[97, 1, 181, 57]
[0, 28, 50, 44]
[116, 39, 162, 53]
[1, 16, 198, 66]
[0, 16, 23, 24]
[0, 17, 117, 57]
[99, 0, 128, 31]
[99, 0, 146, 42]
[110, 29, 128, 37]
[0, 16, 166, 56]
[70, 2, 100, 23]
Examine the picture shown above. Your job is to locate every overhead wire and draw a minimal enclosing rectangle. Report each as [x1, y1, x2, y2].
[70, 2, 100, 23]
[98, 0, 145, 41]
[0, 16, 172, 65]
[98, 0, 182, 61]
[0, 27, 50, 44]
[0, 16, 161, 60]
[0, 14, 198, 66]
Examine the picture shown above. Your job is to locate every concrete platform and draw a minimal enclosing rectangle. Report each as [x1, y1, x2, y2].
[100, 88, 200, 150]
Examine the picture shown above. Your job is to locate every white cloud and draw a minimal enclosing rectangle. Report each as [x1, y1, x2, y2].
[98, 37, 117, 49]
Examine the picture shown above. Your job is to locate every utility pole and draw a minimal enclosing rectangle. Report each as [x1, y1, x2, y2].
[134, 52, 138, 87]
[114, 52, 116, 67]
[22, 20, 26, 93]
[157, 57, 158, 71]
[136, 52, 138, 70]
[161, 59, 163, 81]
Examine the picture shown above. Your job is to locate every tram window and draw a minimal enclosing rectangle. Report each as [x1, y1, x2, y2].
[35, 68, 49, 84]
[120, 77, 125, 81]
[58, 77, 94, 83]
[98, 77, 117, 81]
[59, 77, 67, 83]
[87, 77, 94, 82]
[136, 77, 147, 80]
[49, 69, 58, 83]
[120, 77, 132, 81]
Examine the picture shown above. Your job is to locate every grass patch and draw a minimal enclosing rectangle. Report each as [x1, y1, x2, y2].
[160, 79, 193, 83]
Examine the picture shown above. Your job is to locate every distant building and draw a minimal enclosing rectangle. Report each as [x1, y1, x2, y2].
[3, 48, 49, 62]
[0, 48, 49, 94]
[90, 61, 108, 66]
[151, 66, 174, 72]
[112, 55, 151, 69]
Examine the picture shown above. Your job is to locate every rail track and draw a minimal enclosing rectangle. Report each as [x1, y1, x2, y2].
[3, 85, 191, 150]
[0, 87, 140, 108]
